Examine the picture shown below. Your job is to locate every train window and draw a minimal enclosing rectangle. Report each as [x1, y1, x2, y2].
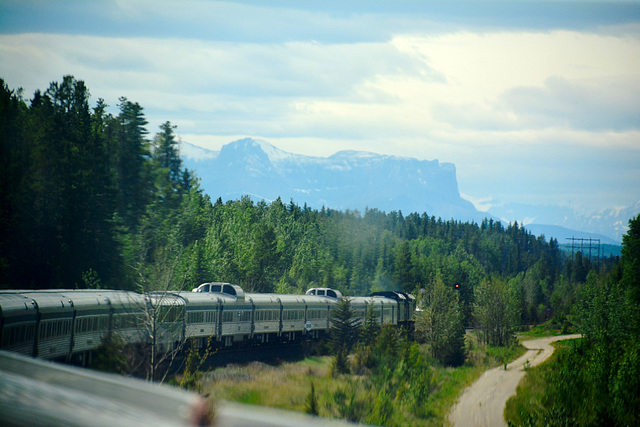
[205, 311, 217, 323]
[188, 312, 205, 324]
[158, 306, 184, 323]
[283, 310, 303, 321]
[223, 311, 234, 322]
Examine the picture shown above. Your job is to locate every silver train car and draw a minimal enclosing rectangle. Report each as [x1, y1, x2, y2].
[0, 284, 415, 362]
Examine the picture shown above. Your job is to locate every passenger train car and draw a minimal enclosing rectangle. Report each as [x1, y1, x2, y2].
[0, 284, 415, 362]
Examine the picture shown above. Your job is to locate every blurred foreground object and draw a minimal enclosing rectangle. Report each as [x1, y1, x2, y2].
[0, 350, 208, 427]
[0, 351, 352, 426]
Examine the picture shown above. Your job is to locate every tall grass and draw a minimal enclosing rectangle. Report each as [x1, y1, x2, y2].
[197, 333, 526, 426]
[518, 320, 575, 340]
[504, 340, 573, 426]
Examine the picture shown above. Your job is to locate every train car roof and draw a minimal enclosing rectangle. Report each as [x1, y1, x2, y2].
[172, 291, 223, 305]
[245, 293, 282, 304]
[277, 294, 308, 304]
[102, 291, 148, 310]
[148, 292, 186, 306]
[349, 295, 385, 302]
[51, 291, 112, 311]
[0, 293, 38, 317]
[18, 292, 75, 314]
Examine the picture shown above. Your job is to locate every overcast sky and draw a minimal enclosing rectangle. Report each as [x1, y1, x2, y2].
[1, 0, 639, 214]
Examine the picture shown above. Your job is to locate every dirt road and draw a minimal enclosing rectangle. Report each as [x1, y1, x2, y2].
[448, 334, 581, 427]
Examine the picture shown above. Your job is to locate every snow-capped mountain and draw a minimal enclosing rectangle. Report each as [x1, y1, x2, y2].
[182, 138, 637, 243]
[488, 202, 640, 244]
[182, 138, 483, 221]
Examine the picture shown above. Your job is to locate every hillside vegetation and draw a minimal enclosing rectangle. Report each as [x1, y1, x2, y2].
[2, 76, 637, 424]
[1, 77, 585, 322]
[505, 214, 640, 426]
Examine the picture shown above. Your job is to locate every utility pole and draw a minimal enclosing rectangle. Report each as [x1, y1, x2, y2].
[566, 237, 601, 270]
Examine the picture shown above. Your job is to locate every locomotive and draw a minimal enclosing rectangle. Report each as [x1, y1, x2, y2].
[0, 283, 415, 363]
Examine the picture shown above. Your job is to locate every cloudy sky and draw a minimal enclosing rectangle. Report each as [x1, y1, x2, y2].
[1, 0, 639, 214]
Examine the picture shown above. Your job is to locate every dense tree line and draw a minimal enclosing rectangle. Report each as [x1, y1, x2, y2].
[506, 215, 640, 426]
[0, 76, 198, 291]
[1, 76, 589, 333]
[8, 76, 637, 421]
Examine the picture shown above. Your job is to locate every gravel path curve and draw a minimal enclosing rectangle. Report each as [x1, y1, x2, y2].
[448, 334, 581, 427]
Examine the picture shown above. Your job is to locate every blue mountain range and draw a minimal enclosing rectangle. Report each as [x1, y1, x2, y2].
[182, 138, 635, 245]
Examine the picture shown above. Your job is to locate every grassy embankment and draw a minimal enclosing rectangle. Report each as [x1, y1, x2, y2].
[195, 333, 526, 426]
[517, 321, 574, 340]
[503, 338, 578, 426]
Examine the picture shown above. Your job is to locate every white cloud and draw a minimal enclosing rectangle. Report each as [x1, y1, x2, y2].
[1, 20, 639, 213]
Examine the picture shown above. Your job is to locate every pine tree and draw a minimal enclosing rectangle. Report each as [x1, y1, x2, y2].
[360, 301, 380, 346]
[115, 97, 150, 228]
[330, 297, 360, 353]
[416, 275, 466, 366]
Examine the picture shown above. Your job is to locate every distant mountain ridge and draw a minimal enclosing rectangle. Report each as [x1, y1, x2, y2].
[182, 138, 636, 244]
[182, 138, 483, 221]
[488, 202, 640, 244]
[523, 224, 619, 246]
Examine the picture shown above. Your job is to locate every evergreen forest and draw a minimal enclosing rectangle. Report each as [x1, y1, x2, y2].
[2, 77, 638, 424]
[1, 77, 581, 322]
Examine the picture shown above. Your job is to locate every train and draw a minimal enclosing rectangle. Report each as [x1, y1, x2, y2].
[0, 283, 415, 363]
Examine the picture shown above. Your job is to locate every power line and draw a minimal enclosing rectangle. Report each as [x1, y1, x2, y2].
[566, 237, 601, 269]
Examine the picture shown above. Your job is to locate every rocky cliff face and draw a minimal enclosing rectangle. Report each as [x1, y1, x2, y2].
[182, 138, 482, 220]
